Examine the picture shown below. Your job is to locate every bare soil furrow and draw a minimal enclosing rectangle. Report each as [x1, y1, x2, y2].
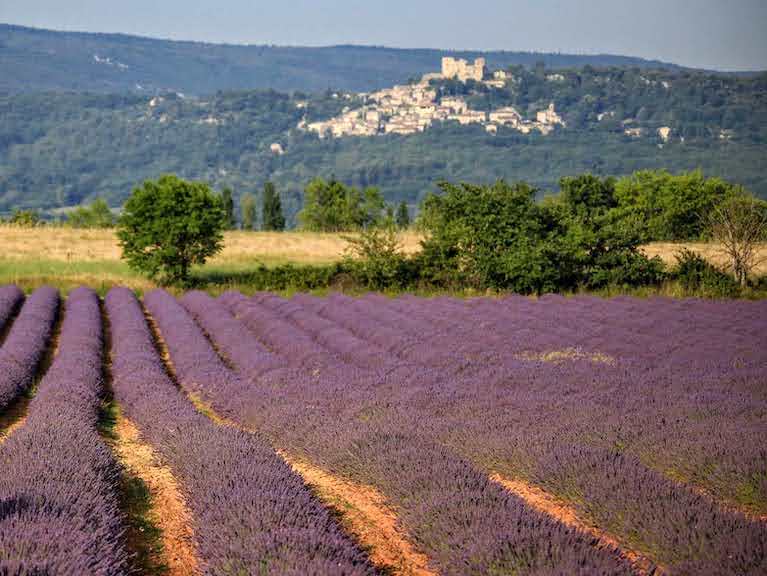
[111, 414, 202, 576]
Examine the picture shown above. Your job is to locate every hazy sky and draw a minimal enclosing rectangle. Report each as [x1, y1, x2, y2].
[2, 0, 765, 71]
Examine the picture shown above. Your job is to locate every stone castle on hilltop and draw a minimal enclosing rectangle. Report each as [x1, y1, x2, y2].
[441, 57, 486, 82]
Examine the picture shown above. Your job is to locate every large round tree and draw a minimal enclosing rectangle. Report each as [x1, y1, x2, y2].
[117, 175, 226, 286]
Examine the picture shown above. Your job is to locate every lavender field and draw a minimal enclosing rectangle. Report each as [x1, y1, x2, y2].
[1, 284, 766, 575]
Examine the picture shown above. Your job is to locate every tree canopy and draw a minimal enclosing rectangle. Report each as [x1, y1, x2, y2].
[298, 178, 387, 232]
[418, 178, 664, 293]
[117, 175, 225, 286]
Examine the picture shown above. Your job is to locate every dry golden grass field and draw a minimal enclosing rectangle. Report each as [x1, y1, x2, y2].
[0, 226, 423, 265]
[1, 225, 764, 294]
[641, 242, 767, 275]
[0, 226, 422, 293]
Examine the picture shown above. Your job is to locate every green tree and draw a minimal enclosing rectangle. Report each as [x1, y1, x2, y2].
[221, 187, 236, 229]
[419, 180, 582, 293]
[360, 187, 386, 228]
[66, 198, 115, 228]
[240, 192, 257, 230]
[298, 178, 385, 231]
[117, 175, 225, 286]
[613, 170, 737, 241]
[262, 182, 285, 231]
[556, 174, 665, 288]
[395, 201, 411, 229]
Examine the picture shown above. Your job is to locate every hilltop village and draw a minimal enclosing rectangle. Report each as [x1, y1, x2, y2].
[300, 57, 566, 138]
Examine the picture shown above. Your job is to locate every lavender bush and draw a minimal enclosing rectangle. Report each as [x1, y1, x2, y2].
[0, 285, 24, 333]
[0, 287, 129, 575]
[0, 286, 59, 411]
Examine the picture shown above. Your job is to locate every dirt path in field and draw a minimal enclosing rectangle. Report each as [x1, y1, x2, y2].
[0, 304, 63, 444]
[490, 473, 661, 575]
[111, 414, 202, 576]
[185, 389, 437, 576]
[0, 393, 34, 443]
[102, 303, 201, 576]
[282, 452, 437, 576]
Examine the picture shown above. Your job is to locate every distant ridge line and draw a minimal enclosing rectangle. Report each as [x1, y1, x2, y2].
[1, 22, 706, 96]
[0, 22, 679, 66]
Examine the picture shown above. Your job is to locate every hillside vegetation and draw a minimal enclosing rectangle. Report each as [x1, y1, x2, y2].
[1, 63, 765, 217]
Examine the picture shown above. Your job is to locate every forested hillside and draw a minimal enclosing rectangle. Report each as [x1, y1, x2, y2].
[0, 23, 684, 95]
[1, 58, 765, 223]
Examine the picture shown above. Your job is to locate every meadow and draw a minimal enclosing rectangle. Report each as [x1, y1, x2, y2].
[0, 226, 422, 293]
[2, 225, 765, 296]
[0, 284, 765, 574]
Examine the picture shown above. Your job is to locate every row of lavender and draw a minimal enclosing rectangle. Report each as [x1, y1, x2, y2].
[166, 289, 637, 575]
[0, 284, 23, 335]
[0, 286, 58, 411]
[0, 287, 376, 574]
[107, 288, 377, 575]
[175, 289, 766, 574]
[0, 288, 129, 574]
[275, 292, 767, 571]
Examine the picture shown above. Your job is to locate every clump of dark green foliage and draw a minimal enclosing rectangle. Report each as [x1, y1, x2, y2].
[411, 176, 665, 294]
[4, 209, 42, 227]
[343, 225, 413, 290]
[221, 188, 236, 230]
[298, 178, 388, 231]
[673, 249, 741, 298]
[117, 175, 225, 286]
[66, 198, 115, 228]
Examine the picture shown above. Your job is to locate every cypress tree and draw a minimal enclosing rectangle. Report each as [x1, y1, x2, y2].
[396, 201, 410, 229]
[240, 192, 257, 230]
[262, 182, 285, 231]
[221, 187, 236, 229]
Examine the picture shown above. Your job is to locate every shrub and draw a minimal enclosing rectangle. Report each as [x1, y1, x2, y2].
[7, 209, 41, 227]
[674, 249, 741, 297]
[65, 198, 115, 228]
[343, 226, 413, 289]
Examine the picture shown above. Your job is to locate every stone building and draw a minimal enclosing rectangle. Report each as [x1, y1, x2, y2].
[489, 106, 522, 127]
[441, 57, 486, 82]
